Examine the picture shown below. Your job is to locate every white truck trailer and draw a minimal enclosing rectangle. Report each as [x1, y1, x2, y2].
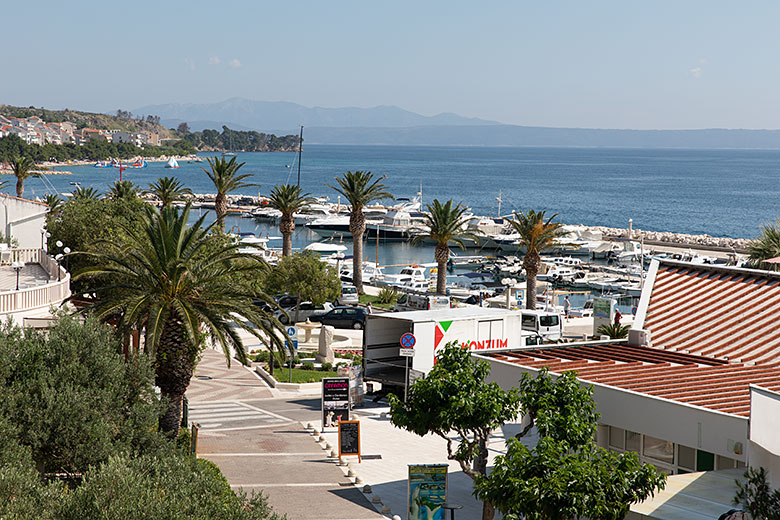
[363, 307, 538, 393]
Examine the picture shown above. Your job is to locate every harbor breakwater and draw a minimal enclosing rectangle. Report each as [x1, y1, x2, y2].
[595, 226, 751, 251]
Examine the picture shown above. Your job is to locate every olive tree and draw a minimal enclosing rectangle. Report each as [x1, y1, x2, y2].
[264, 251, 341, 322]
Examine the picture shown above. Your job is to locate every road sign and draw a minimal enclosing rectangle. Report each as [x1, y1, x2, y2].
[399, 348, 415, 357]
[400, 332, 416, 349]
[285, 326, 298, 353]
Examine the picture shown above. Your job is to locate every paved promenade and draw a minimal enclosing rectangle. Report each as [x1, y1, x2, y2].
[187, 349, 385, 520]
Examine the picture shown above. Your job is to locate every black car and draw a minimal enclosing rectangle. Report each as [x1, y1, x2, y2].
[309, 306, 368, 329]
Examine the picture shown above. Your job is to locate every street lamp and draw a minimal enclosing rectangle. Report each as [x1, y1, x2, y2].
[63, 247, 71, 273]
[501, 278, 517, 309]
[12, 261, 23, 291]
[335, 252, 345, 277]
[55, 254, 63, 281]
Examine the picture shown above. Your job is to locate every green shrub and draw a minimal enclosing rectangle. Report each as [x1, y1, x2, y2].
[320, 362, 333, 372]
[302, 362, 315, 370]
[251, 351, 270, 363]
[376, 287, 399, 305]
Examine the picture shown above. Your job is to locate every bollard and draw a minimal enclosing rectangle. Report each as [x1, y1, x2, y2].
[362, 484, 372, 493]
[355, 477, 363, 485]
[393, 516, 402, 520]
[313, 429, 320, 436]
[329, 449, 337, 458]
[325, 442, 332, 450]
[372, 496, 382, 504]
[347, 469, 356, 477]
[381, 505, 391, 514]
[306, 422, 313, 429]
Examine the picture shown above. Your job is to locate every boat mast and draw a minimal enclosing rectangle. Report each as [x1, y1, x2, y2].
[296, 126, 303, 186]
[496, 190, 502, 217]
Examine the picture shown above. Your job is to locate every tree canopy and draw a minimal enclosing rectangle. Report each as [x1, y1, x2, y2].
[264, 251, 340, 321]
[474, 369, 666, 520]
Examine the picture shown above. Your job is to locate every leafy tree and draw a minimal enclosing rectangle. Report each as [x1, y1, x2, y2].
[146, 176, 193, 206]
[202, 156, 258, 231]
[389, 342, 520, 520]
[264, 251, 341, 322]
[177, 121, 191, 134]
[596, 322, 631, 339]
[508, 210, 569, 309]
[328, 171, 393, 292]
[0, 314, 163, 474]
[412, 199, 478, 294]
[107, 179, 139, 201]
[749, 220, 780, 272]
[8, 156, 40, 198]
[734, 466, 780, 519]
[71, 186, 101, 201]
[474, 369, 666, 520]
[74, 203, 283, 437]
[266, 184, 315, 256]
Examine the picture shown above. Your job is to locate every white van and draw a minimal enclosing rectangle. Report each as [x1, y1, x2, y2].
[393, 293, 451, 312]
[521, 310, 563, 341]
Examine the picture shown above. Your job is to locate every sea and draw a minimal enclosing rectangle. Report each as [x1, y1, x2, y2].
[31, 144, 778, 312]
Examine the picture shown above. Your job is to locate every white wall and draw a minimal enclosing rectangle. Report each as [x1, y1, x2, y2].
[480, 355, 749, 462]
[0, 195, 48, 248]
[749, 385, 780, 487]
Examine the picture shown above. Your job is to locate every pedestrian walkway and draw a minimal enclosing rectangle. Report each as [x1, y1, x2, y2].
[187, 348, 385, 520]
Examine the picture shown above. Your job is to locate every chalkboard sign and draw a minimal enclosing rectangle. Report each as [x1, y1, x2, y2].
[338, 420, 361, 462]
[322, 377, 350, 426]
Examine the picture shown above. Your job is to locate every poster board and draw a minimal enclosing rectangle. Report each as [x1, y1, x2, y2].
[408, 464, 448, 520]
[338, 420, 361, 462]
[322, 377, 350, 426]
[592, 297, 615, 336]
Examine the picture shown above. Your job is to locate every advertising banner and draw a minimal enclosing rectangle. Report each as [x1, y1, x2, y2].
[322, 377, 350, 426]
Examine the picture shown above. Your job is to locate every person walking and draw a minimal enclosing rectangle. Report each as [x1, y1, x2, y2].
[366, 302, 373, 314]
[614, 309, 622, 326]
[563, 295, 571, 320]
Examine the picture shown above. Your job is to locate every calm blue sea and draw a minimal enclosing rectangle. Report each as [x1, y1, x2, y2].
[29, 145, 780, 240]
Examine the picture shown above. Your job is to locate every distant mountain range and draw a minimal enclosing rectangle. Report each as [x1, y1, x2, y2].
[133, 98, 780, 149]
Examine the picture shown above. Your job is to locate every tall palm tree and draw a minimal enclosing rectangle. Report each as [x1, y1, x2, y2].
[749, 220, 780, 272]
[145, 176, 193, 207]
[328, 171, 393, 292]
[202, 156, 258, 230]
[266, 184, 315, 257]
[107, 180, 138, 201]
[413, 199, 478, 294]
[73, 203, 288, 437]
[9, 156, 40, 198]
[71, 186, 101, 201]
[508, 210, 569, 309]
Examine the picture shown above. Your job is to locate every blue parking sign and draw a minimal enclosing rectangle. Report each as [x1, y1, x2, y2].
[285, 326, 299, 353]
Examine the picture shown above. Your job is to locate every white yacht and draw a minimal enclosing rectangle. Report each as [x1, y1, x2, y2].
[375, 266, 428, 287]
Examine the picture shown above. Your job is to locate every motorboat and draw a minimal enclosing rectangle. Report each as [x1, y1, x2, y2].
[375, 266, 428, 287]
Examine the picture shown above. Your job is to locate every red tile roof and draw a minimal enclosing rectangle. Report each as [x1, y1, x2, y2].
[642, 262, 780, 364]
[484, 344, 780, 417]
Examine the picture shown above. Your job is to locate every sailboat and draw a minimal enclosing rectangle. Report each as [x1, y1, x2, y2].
[165, 157, 179, 168]
[221, 132, 236, 157]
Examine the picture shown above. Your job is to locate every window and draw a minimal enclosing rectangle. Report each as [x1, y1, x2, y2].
[344, 309, 358, 316]
[642, 436, 674, 464]
[696, 450, 715, 472]
[677, 445, 696, 471]
[625, 431, 641, 453]
[716, 455, 737, 470]
[522, 315, 537, 328]
[540, 315, 559, 327]
[608, 426, 625, 450]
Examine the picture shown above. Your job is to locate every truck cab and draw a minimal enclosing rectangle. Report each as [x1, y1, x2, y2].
[520, 310, 563, 341]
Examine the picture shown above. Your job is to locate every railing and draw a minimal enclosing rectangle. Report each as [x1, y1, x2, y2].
[0, 248, 71, 315]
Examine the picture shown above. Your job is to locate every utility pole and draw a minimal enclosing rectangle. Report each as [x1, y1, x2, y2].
[296, 126, 303, 186]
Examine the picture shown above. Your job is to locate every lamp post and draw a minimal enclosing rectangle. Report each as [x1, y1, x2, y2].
[335, 252, 345, 277]
[12, 261, 23, 291]
[55, 254, 63, 281]
[63, 247, 71, 273]
[502, 278, 516, 309]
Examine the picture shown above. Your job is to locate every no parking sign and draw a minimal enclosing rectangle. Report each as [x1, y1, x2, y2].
[400, 332, 416, 357]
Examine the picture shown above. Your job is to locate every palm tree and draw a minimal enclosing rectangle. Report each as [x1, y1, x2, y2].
[146, 176, 193, 207]
[9, 156, 40, 198]
[73, 203, 288, 437]
[71, 186, 101, 201]
[596, 322, 631, 339]
[508, 210, 569, 309]
[202, 156, 258, 230]
[107, 180, 138, 200]
[328, 171, 393, 292]
[413, 199, 478, 294]
[749, 220, 780, 272]
[44, 193, 63, 215]
[266, 184, 315, 257]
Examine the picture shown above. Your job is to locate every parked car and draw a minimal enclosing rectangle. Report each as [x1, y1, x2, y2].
[309, 306, 368, 329]
[335, 284, 359, 306]
[276, 294, 299, 308]
[276, 301, 333, 325]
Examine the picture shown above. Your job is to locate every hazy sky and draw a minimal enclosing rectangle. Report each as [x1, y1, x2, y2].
[4, 1, 779, 129]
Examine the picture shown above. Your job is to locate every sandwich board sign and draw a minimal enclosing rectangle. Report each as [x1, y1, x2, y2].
[408, 464, 448, 520]
[338, 420, 361, 462]
[321, 377, 350, 426]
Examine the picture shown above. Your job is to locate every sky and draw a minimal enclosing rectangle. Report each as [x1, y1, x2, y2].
[3, 0, 780, 130]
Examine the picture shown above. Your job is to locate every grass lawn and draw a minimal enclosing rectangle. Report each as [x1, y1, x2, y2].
[359, 293, 395, 310]
[270, 367, 339, 384]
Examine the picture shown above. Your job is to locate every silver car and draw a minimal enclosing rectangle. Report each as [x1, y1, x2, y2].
[275, 301, 333, 324]
[335, 285, 359, 306]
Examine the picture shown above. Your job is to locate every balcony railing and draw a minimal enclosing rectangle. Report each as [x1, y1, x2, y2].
[0, 248, 70, 315]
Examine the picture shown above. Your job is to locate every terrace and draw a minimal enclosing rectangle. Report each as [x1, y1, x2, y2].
[0, 248, 70, 325]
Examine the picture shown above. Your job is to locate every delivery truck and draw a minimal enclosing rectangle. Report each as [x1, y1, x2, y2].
[363, 307, 536, 394]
